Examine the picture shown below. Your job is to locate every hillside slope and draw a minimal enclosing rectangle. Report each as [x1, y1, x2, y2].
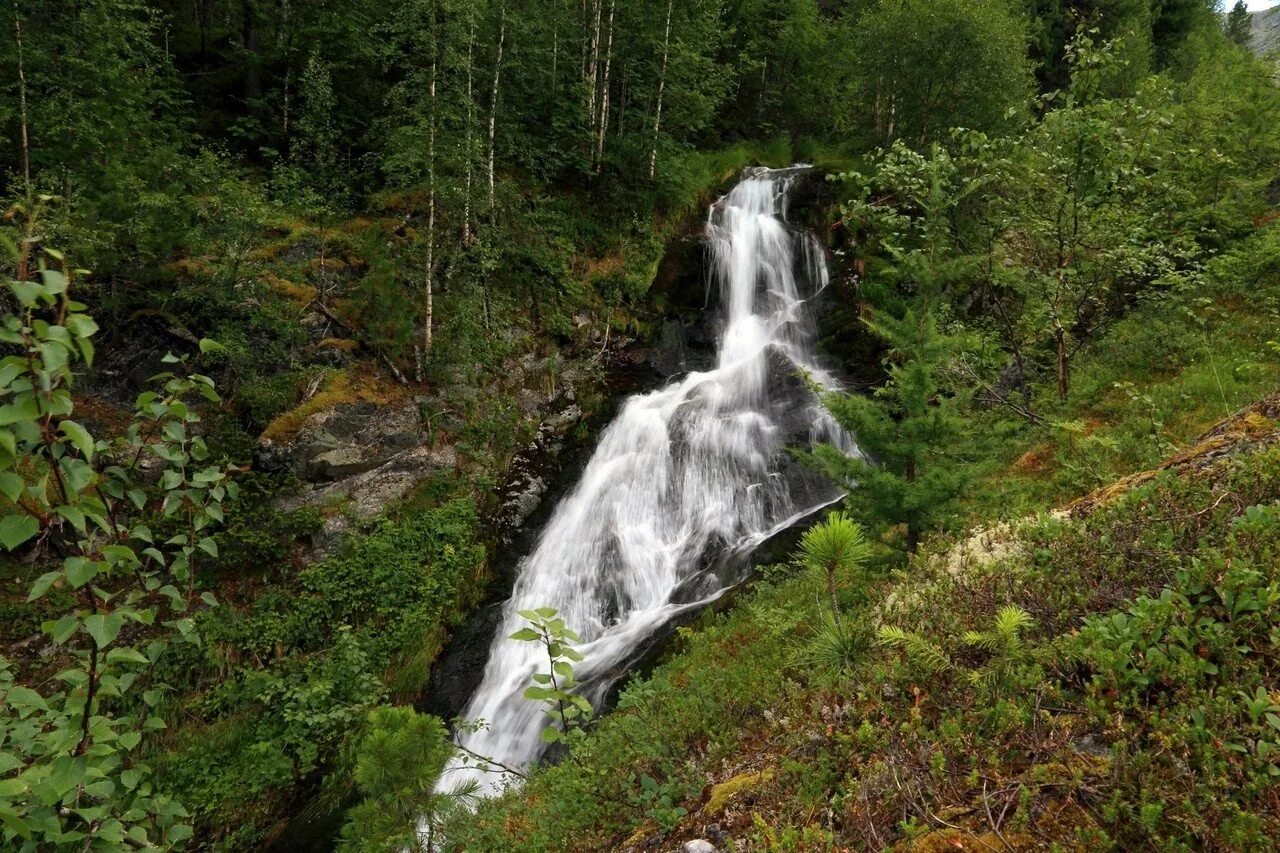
[1252, 6, 1280, 54]
[447, 224, 1280, 851]
[450, 402, 1280, 851]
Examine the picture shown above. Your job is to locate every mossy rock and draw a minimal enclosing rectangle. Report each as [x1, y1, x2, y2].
[704, 770, 772, 816]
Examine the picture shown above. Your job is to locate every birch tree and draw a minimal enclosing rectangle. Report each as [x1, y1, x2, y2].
[649, 0, 672, 181]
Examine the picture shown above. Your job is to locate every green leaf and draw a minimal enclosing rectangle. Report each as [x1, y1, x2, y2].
[0, 471, 23, 502]
[196, 537, 218, 558]
[83, 613, 124, 649]
[56, 505, 86, 532]
[0, 807, 31, 841]
[0, 395, 39, 426]
[60, 457, 93, 494]
[59, 420, 94, 461]
[49, 616, 79, 644]
[509, 628, 540, 642]
[198, 338, 226, 354]
[65, 314, 99, 339]
[64, 557, 97, 588]
[166, 824, 194, 844]
[27, 571, 61, 601]
[5, 685, 48, 711]
[6, 279, 41, 306]
[0, 514, 39, 551]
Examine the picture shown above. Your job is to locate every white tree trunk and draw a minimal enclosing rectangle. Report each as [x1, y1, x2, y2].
[594, 0, 615, 171]
[487, 1, 506, 225]
[13, 8, 31, 194]
[462, 15, 476, 244]
[424, 3, 437, 369]
[587, 0, 601, 133]
[649, 0, 673, 181]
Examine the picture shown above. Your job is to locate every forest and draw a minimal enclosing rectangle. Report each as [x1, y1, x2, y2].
[1, 0, 1279, 850]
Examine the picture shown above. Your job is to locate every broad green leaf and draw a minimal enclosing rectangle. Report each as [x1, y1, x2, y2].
[56, 505, 86, 532]
[0, 806, 30, 840]
[58, 420, 93, 461]
[49, 616, 79, 644]
[65, 313, 99, 339]
[64, 557, 97, 588]
[0, 514, 39, 551]
[83, 613, 124, 649]
[27, 570, 61, 601]
[0, 395, 39, 426]
[0, 471, 23, 502]
[5, 685, 48, 711]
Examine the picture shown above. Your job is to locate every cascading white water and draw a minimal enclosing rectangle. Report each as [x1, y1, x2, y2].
[443, 167, 856, 798]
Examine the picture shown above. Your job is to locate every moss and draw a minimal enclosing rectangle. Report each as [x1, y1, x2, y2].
[163, 257, 216, 280]
[259, 367, 408, 444]
[314, 336, 359, 353]
[906, 829, 1021, 852]
[705, 770, 773, 817]
[259, 271, 317, 306]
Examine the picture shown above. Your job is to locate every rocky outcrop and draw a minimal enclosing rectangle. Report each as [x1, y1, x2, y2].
[259, 355, 595, 555]
[1251, 6, 1280, 56]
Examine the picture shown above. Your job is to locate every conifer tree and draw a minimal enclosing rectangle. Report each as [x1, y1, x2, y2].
[1226, 1, 1254, 48]
[813, 292, 971, 554]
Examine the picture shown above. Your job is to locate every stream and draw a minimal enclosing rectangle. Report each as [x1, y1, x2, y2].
[439, 167, 858, 801]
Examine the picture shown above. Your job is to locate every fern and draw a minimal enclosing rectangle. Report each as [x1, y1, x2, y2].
[877, 625, 953, 674]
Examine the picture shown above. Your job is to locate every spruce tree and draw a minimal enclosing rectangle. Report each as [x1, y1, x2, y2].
[1226, 1, 1254, 49]
[814, 291, 971, 554]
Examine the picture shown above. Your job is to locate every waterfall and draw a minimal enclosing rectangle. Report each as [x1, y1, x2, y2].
[442, 167, 856, 798]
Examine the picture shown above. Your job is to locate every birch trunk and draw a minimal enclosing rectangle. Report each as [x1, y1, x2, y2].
[462, 15, 476, 244]
[587, 0, 601, 133]
[12, 7, 30, 194]
[594, 0, 615, 171]
[424, 3, 438, 371]
[649, 0, 673, 181]
[484, 1, 507, 333]
[487, 2, 506, 224]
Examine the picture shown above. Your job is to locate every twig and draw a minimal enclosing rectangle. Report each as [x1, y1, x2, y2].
[452, 742, 527, 779]
[981, 780, 1016, 852]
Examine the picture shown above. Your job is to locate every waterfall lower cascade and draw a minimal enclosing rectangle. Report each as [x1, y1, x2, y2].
[443, 167, 856, 798]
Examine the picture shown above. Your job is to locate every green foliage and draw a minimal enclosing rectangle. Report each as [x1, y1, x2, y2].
[511, 608, 591, 744]
[846, 0, 1034, 148]
[876, 625, 953, 677]
[795, 510, 872, 614]
[0, 226, 235, 849]
[815, 302, 973, 552]
[156, 499, 483, 847]
[1225, 1, 1254, 48]
[337, 706, 477, 852]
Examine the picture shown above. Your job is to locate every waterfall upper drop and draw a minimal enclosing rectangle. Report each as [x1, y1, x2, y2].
[448, 167, 856, 794]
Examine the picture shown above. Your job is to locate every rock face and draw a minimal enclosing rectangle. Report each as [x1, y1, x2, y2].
[263, 397, 457, 552]
[1251, 7, 1280, 56]
[260, 358, 590, 555]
